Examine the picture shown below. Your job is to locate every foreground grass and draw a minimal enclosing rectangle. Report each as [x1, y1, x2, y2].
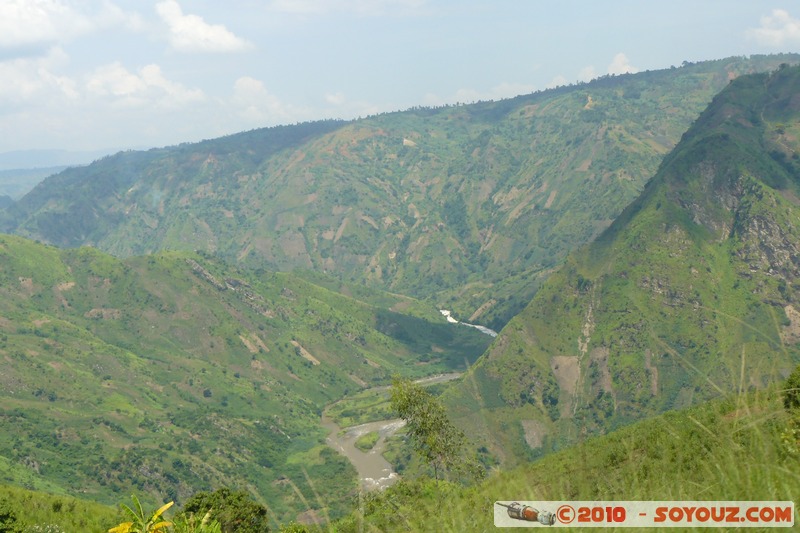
[330, 385, 800, 531]
[0, 484, 120, 532]
[3, 385, 797, 532]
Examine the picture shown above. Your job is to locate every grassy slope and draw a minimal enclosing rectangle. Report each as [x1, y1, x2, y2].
[6, 56, 800, 330]
[0, 234, 490, 524]
[0, 484, 120, 532]
[5, 381, 799, 531]
[335, 385, 799, 532]
[444, 65, 800, 467]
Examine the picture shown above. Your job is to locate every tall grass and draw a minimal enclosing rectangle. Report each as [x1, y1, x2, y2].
[0, 484, 120, 532]
[324, 383, 799, 532]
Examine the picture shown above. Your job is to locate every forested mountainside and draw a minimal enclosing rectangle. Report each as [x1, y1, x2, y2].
[4, 55, 798, 330]
[0, 234, 489, 521]
[444, 64, 800, 466]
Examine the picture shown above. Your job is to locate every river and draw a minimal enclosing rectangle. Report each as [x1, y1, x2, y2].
[321, 372, 462, 491]
[439, 309, 498, 337]
[321, 415, 405, 491]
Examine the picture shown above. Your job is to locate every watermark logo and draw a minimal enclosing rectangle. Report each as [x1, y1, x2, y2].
[494, 501, 794, 527]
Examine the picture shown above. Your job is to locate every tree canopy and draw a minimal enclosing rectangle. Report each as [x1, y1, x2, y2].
[182, 489, 269, 533]
[390, 377, 480, 481]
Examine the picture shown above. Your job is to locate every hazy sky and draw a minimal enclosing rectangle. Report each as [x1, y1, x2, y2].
[2, 0, 800, 154]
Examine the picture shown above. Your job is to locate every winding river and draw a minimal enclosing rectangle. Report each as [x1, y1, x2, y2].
[321, 372, 462, 491]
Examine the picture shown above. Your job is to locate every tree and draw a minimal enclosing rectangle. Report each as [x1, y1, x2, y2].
[0, 499, 22, 533]
[181, 489, 269, 533]
[390, 377, 480, 481]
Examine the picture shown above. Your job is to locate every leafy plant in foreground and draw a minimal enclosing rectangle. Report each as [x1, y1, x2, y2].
[171, 510, 222, 533]
[108, 496, 173, 533]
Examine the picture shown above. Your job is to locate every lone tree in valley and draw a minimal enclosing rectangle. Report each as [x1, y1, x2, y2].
[390, 377, 480, 481]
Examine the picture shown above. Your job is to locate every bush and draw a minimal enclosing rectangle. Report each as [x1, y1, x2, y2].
[784, 364, 800, 411]
[181, 488, 269, 533]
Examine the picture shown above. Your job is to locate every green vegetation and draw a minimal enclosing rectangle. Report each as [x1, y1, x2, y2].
[0, 484, 119, 532]
[171, 510, 221, 533]
[784, 364, 800, 410]
[180, 489, 268, 533]
[0, 235, 489, 524]
[353, 432, 379, 452]
[325, 388, 395, 428]
[390, 378, 480, 482]
[334, 382, 800, 531]
[324, 373, 457, 428]
[5, 59, 800, 532]
[6, 375, 798, 531]
[782, 364, 800, 457]
[445, 63, 800, 467]
[5, 56, 799, 330]
[0, 167, 67, 201]
[109, 496, 173, 533]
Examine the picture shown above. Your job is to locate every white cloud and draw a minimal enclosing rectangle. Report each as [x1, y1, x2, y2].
[0, 0, 142, 56]
[232, 76, 309, 123]
[319, 91, 379, 119]
[86, 62, 205, 107]
[94, 2, 145, 32]
[325, 92, 347, 105]
[564, 53, 636, 86]
[607, 52, 637, 75]
[156, 0, 252, 52]
[0, 47, 76, 101]
[547, 74, 568, 89]
[86, 62, 146, 97]
[421, 81, 536, 106]
[747, 9, 800, 47]
[0, 0, 85, 50]
[578, 66, 597, 82]
[268, 0, 427, 16]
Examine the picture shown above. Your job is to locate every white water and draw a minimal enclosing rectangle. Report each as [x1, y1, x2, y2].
[439, 309, 498, 337]
[321, 416, 406, 491]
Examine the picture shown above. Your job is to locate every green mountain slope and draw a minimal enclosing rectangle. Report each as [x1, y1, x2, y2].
[444, 64, 800, 466]
[4, 55, 798, 330]
[0, 234, 490, 522]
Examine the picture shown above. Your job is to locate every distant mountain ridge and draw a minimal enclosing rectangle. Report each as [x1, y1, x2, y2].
[5, 55, 799, 329]
[0, 148, 119, 170]
[444, 63, 800, 465]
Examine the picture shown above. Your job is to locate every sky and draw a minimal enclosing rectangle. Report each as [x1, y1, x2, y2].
[1, 0, 800, 156]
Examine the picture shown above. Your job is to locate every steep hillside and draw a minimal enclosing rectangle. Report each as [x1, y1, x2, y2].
[4, 55, 799, 330]
[0, 234, 490, 522]
[445, 64, 800, 465]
